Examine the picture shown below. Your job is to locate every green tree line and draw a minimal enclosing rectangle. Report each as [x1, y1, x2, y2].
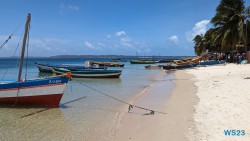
[193, 0, 250, 56]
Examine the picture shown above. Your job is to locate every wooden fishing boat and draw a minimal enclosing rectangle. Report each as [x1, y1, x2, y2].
[144, 65, 163, 69]
[190, 57, 201, 63]
[53, 68, 122, 78]
[130, 60, 158, 64]
[171, 57, 200, 65]
[198, 60, 226, 66]
[163, 63, 198, 70]
[0, 75, 70, 107]
[0, 13, 70, 107]
[111, 58, 127, 62]
[35, 62, 106, 73]
[89, 61, 124, 67]
[163, 60, 226, 70]
[174, 60, 190, 65]
[158, 59, 175, 63]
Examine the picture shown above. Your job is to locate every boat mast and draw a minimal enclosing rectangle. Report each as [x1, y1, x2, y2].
[18, 13, 31, 82]
[246, 21, 248, 52]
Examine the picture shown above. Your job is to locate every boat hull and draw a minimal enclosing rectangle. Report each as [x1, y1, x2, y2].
[163, 63, 197, 70]
[130, 60, 158, 64]
[53, 68, 122, 78]
[0, 77, 69, 107]
[36, 63, 54, 73]
[145, 65, 163, 69]
[35, 62, 106, 73]
[55, 72, 121, 78]
[163, 60, 226, 70]
[198, 60, 225, 66]
[89, 61, 124, 67]
[0, 93, 63, 107]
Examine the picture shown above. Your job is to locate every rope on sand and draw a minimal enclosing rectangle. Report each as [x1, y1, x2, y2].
[21, 80, 169, 118]
[77, 82, 167, 115]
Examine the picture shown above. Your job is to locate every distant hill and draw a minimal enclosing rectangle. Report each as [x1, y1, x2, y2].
[49, 55, 194, 59]
[0, 55, 195, 59]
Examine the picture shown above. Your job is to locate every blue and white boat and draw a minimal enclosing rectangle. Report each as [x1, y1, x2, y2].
[0, 13, 70, 107]
[35, 62, 106, 73]
[0, 76, 69, 107]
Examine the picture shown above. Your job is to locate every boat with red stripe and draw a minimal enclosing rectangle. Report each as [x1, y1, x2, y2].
[0, 13, 70, 107]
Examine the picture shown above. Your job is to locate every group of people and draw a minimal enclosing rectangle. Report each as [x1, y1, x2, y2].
[201, 52, 248, 64]
[226, 53, 246, 64]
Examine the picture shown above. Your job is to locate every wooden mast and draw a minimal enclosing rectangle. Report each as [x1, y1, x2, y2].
[18, 13, 31, 82]
[246, 21, 248, 52]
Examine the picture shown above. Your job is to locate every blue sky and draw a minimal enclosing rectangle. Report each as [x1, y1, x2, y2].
[0, 0, 249, 57]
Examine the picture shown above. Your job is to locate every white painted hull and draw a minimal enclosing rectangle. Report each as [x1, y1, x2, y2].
[53, 70, 122, 78]
[0, 77, 69, 107]
[0, 83, 67, 98]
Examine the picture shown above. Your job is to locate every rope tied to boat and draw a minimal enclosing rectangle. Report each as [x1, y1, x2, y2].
[0, 17, 25, 50]
[77, 82, 167, 115]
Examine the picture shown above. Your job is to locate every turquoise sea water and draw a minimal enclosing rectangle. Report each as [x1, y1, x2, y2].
[0, 58, 175, 141]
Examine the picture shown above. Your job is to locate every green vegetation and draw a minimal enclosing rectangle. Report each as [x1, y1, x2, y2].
[193, 0, 250, 55]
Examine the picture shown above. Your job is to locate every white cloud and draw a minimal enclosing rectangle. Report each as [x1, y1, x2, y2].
[168, 35, 179, 44]
[97, 42, 106, 47]
[120, 36, 132, 47]
[84, 41, 95, 49]
[186, 20, 210, 41]
[106, 35, 111, 38]
[60, 3, 79, 14]
[67, 5, 79, 11]
[116, 31, 126, 37]
[0, 35, 71, 57]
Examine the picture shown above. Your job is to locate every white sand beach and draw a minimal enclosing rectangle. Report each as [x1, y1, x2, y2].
[115, 70, 197, 141]
[187, 64, 250, 141]
[116, 63, 250, 141]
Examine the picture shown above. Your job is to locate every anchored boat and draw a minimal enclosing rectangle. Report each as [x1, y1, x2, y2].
[89, 61, 124, 67]
[0, 13, 70, 107]
[53, 68, 122, 78]
[35, 62, 106, 73]
[130, 60, 158, 64]
[144, 65, 164, 69]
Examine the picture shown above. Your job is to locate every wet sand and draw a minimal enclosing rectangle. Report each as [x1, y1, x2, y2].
[115, 70, 197, 141]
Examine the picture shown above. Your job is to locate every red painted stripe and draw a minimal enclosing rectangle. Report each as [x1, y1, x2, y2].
[0, 93, 63, 107]
[0, 87, 18, 91]
[21, 83, 65, 90]
[0, 83, 65, 92]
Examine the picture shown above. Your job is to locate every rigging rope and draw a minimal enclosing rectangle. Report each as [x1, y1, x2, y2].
[77, 82, 167, 115]
[0, 35, 13, 49]
[1, 30, 24, 81]
[0, 17, 25, 49]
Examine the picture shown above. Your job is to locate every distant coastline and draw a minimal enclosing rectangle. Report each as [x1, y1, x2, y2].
[0, 55, 195, 59]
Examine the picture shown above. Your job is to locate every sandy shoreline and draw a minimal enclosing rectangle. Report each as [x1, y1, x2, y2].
[115, 70, 197, 141]
[187, 64, 250, 141]
[116, 63, 250, 141]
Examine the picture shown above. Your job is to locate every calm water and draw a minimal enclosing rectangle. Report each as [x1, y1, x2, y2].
[0, 58, 175, 141]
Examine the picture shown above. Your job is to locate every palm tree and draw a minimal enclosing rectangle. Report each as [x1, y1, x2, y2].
[193, 34, 206, 56]
[210, 0, 249, 51]
[203, 28, 218, 52]
[245, 6, 250, 50]
[193, 29, 218, 55]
